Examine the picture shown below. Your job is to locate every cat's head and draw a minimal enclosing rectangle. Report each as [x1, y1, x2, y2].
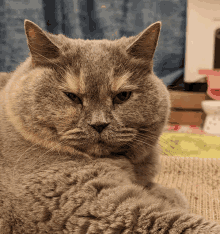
[5, 20, 170, 162]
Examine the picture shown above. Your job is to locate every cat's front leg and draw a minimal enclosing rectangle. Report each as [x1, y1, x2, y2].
[146, 182, 189, 211]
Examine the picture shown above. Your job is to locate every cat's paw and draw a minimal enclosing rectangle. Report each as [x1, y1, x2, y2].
[147, 183, 189, 211]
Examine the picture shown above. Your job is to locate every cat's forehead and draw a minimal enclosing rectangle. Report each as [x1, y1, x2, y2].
[59, 39, 135, 95]
[67, 38, 126, 65]
[62, 67, 134, 97]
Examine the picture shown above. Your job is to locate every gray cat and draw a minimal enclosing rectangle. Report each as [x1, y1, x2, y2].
[0, 20, 196, 233]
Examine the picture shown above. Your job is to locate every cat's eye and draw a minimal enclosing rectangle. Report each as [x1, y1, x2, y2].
[114, 91, 132, 104]
[65, 92, 82, 104]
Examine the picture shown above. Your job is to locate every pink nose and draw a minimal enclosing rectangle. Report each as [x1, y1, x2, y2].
[199, 70, 220, 100]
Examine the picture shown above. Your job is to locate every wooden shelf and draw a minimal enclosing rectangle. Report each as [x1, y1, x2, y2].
[169, 90, 211, 109]
[169, 110, 205, 126]
[169, 90, 210, 126]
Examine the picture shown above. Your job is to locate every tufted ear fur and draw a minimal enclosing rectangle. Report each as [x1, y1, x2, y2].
[126, 21, 161, 62]
[24, 20, 60, 66]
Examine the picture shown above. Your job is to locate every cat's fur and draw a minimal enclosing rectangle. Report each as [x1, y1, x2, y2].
[0, 20, 190, 233]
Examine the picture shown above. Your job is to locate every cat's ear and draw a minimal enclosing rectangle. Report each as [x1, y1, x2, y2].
[126, 21, 161, 61]
[24, 19, 60, 66]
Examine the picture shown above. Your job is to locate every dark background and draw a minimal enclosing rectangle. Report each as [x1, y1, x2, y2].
[0, 0, 189, 88]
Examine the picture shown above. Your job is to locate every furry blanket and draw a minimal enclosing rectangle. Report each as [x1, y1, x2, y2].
[1, 160, 220, 233]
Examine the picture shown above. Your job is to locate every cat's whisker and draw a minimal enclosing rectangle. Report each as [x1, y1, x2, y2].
[130, 138, 206, 183]
[138, 128, 158, 134]
[125, 141, 151, 161]
[141, 136, 169, 148]
[137, 132, 171, 147]
[61, 128, 84, 136]
[132, 138, 158, 150]
[135, 134, 192, 173]
[137, 133, 191, 165]
[25, 140, 68, 174]
[138, 128, 160, 134]
[139, 131, 210, 178]
[11, 134, 57, 184]
[137, 133, 182, 158]
[134, 135, 203, 178]
[137, 135, 157, 142]
[135, 133, 159, 145]
[138, 130, 160, 139]
[134, 139, 159, 153]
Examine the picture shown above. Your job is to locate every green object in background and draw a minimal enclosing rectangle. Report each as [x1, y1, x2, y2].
[160, 133, 220, 158]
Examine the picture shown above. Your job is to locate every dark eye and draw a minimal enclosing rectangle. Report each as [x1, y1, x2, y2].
[114, 91, 132, 104]
[65, 92, 82, 104]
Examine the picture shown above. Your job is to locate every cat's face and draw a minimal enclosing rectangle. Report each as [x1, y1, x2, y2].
[6, 20, 170, 160]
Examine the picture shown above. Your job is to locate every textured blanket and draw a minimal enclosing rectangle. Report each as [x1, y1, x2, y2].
[1, 159, 220, 233]
[155, 155, 220, 226]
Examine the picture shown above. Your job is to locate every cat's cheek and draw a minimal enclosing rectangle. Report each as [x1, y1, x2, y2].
[66, 106, 81, 120]
[52, 107, 81, 132]
[113, 107, 145, 128]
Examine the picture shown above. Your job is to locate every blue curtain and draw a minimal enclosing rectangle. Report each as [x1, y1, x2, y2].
[0, 0, 186, 86]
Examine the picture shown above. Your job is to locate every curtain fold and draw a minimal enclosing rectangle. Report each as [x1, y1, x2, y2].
[0, 0, 186, 86]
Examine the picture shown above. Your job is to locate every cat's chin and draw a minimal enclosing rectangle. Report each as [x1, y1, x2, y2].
[82, 141, 128, 158]
[86, 143, 111, 157]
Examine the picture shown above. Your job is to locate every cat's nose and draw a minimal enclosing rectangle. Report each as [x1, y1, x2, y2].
[89, 123, 109, 133]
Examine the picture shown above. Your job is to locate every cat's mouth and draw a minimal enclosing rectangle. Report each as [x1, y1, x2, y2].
[98, 139, 105, 144]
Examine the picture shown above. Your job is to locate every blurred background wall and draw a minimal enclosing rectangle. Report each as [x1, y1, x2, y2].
[0, 0, 186, 86]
